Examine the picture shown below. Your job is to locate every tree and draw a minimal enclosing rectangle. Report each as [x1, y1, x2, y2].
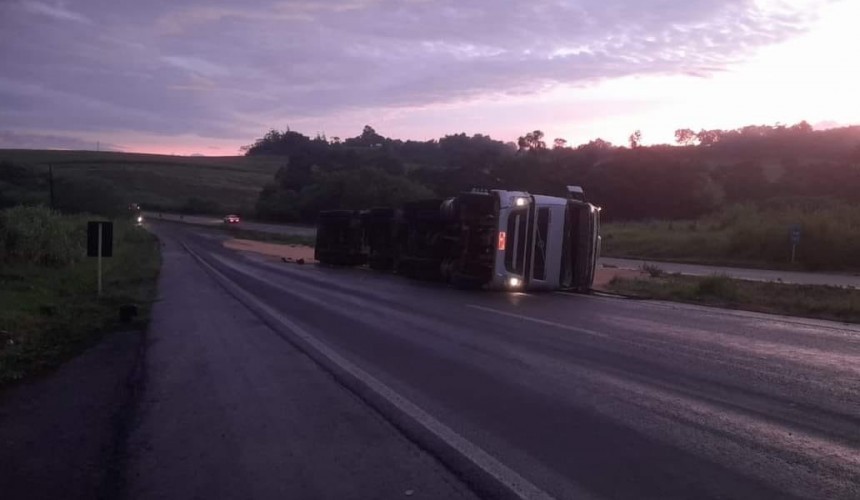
[628, 130, 642, 149]
[791, 120, 813, 133]
[553, 138, 568, 149]
[674, 128, 696, 146]
[517, 130, 546, 152]
[696, 129, 722, 146]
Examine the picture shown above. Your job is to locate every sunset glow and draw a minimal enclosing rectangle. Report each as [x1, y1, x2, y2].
[0, 0, 856, 154]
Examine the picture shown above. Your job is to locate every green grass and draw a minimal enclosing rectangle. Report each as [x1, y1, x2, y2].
[602, 201, 860, 271]
[0, 149, 283, 214]
[608, 273, 860, 323]
[0, 214, 161, 386]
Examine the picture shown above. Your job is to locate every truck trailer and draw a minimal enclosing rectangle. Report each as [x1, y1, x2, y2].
[314, 187, 600, 292]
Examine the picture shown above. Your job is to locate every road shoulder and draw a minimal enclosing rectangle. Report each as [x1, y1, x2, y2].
[0, 329, 143, 500]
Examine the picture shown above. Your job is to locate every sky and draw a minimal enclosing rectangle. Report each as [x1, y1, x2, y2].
[0, 0, 857, 155]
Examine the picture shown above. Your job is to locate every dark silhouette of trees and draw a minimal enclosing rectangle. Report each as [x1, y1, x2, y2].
[244, 122, 860, 223]
[628, 130, 642, 149]
[517, 130, 546, 152]
[674, 128, 696, 146]
[696, 129, 722, 146]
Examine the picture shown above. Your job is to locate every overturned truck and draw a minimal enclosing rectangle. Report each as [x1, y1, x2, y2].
[314, 187, 601, 292]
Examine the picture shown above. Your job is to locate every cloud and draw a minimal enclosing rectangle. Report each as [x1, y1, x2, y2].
[19, 1, 91, 24]
[0, 130, 119, 150]
[0, 0, 838, 147]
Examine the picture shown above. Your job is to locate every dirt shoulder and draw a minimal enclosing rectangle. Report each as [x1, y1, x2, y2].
[223, 238, 316, 263]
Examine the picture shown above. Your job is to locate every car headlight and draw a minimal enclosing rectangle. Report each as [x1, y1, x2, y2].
[508, 277, 521, 288]
[137, 216, 143, 223]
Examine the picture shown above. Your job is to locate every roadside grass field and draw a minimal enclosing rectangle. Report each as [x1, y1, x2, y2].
[0, 149, 282, 214]
[602, 201, 860, 272]
[0, 208, 161, 386]
[608, 273, 860, 324]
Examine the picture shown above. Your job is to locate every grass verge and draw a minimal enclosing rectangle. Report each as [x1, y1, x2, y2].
[608, 273, 860, 323]
[602, 201, 860, 272]
[0, 216, 161, 386]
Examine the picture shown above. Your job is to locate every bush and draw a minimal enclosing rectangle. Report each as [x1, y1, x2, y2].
[0, 206, 83, 266]
[641, 262, 664, 277]
[695, 274, 739, 300]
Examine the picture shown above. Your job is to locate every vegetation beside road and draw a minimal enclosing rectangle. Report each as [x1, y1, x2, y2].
[602, 200, 860, 271]
[608, 271, 860, 324]
[0, 150, 281, 215]
[0, 206, 160, 386]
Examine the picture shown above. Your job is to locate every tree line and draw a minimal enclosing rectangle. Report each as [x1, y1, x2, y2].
[245, 122, 860, 222]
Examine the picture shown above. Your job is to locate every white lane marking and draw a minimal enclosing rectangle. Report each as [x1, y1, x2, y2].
[467, 305, 610, 339]
[187, 245, 557, 500]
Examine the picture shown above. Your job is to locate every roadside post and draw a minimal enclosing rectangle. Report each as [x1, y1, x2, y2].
[789, 224, 801, 264]
[87, 221, 114, 296]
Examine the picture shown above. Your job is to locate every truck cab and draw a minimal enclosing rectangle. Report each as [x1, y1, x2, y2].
[490, 189, 600, 292]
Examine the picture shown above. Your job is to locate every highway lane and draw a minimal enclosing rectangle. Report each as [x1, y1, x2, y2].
[142, 212, 860, 288]
[154, 221, 860, 499]
[141, 211, 317, 237]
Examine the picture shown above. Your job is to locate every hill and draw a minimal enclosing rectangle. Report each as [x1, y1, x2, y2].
[0, 149, 282, 214]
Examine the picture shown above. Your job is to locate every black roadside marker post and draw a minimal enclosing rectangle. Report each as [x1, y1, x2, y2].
[87, 221, 113, 296]
[789, 224, 801, 265]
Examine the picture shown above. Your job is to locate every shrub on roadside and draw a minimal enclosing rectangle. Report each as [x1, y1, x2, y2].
[0, 205, 83, 266]
[695, 274, 739, 301]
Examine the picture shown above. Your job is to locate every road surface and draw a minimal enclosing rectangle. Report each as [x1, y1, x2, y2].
[143, 212, 859, 288]
[602, 257, 860, 288]
[134, 221, 860, 499]
[141, 211, 316, 237]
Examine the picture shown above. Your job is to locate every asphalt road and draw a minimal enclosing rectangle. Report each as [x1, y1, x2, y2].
[141, 211, 316, 237]
[139, 221, 860, 499]
[142, 211, 859, 287]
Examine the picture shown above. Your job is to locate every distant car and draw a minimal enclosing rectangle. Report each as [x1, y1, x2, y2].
[223, 214, 241, 224]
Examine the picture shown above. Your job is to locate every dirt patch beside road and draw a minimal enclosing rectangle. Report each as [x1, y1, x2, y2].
[223, 238, 316, 263]
[593, 266, 646, 291]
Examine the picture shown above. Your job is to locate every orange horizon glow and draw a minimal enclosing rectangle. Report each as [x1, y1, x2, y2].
[22, 1, 858, 156]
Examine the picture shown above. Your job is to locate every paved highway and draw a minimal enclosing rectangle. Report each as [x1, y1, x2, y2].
[143, 211, 859, 287]
[141, 211, 317, 237]
[136, 221, 860, 499]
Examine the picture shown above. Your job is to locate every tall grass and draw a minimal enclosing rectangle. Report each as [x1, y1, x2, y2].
[603, 200, 860, 271]
[0, 207, 161, 384]
[0, 205, 84, 266]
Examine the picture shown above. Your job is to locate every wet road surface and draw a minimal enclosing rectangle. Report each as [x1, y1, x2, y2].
[136, 221, 860, 499]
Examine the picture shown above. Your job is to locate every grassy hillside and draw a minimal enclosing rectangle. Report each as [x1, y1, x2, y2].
[0, 149, 283, 214]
